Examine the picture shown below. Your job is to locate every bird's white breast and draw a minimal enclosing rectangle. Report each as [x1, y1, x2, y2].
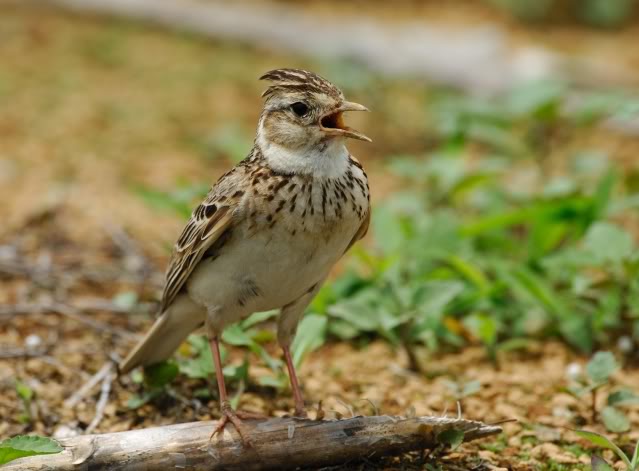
[186, 155, 369, 331]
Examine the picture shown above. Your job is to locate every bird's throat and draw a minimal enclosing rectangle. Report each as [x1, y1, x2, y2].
[257, 133, 349, 179]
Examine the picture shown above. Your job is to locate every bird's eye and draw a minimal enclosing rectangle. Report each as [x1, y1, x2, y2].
[290, 102, 309, 117]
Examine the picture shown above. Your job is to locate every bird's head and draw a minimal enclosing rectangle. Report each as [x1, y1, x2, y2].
[256, 69, 370, 175]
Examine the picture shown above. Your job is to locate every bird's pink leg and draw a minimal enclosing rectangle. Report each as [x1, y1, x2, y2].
[282, 346, 307, 417]
[209, 336, 253, 445]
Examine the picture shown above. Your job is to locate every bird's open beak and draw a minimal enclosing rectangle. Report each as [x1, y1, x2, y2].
[320, 101, 371, 143]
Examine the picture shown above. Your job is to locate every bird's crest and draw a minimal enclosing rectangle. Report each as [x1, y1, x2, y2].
[259, 68, 343, 100]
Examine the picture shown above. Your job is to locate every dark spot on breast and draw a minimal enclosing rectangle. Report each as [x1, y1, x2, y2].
[267, 194, 275, 202]
[233, 190, 245, 198]
[288, 183, 297, 191]
[274, 179, 289, 193]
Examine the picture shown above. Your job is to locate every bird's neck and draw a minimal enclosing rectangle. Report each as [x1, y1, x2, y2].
[256, 133, 350, 179]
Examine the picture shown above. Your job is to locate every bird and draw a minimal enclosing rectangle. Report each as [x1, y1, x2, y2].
[119, 68, 371, 444]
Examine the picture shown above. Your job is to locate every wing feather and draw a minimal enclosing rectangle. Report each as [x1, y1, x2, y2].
[159, 161, 251, 313]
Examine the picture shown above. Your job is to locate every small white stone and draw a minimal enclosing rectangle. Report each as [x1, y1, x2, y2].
[24, 334, 42, 349]
[565, 362, 581, 381]
[617, 336, 634, 354]
[53, 424, 80, 439]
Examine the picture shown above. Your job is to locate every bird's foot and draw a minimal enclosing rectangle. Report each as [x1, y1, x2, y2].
[210, 401, 262, 446]
[294, 406, 308, 418]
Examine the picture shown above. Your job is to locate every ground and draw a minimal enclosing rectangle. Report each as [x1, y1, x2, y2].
[1, 4, 639, 470]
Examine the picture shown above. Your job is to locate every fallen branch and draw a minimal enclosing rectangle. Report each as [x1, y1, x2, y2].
[5, 415, 502, 470]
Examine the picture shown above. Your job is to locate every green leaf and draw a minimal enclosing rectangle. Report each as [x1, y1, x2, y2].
[178, 335, 219, 379]
[631, 439, 639, 468]
[222, 324, 254, 347]
[126, 390, 162, 409]
[583, 223, 634, 264]
[416, 281, 466, 315]
[143, 361, 178, 388]
[601, 406, 630, 433]
[575, 429, 631, 468]
[0, 436, 62, 465]
[586, 351, 618, 384]
[240, 310, 278, 329]
[291, 314, 327, 368]
[607, 389, 639, 406]
[328, 291, 381, 332]
[437, 429, 464, 450]
[591, 455, 614, 471]
[463, 313, 497, 347]
[15, 380, 33, 402]
[257, 375, 286, 389]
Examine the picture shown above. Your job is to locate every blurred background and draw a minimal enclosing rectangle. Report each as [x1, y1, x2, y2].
[2, 1, 639, 468]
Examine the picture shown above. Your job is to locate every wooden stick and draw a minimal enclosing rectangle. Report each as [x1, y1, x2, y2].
[5, 415, 502, 470]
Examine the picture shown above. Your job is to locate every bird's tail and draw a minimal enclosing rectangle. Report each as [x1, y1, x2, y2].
[119, 296, 204, 374]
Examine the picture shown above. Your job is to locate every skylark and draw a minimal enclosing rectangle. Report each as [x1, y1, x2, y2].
[119, 68, 371, 444]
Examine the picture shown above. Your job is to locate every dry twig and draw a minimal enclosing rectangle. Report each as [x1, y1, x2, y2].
[64, 362, 115, 409]
[85, 368, 115, 433]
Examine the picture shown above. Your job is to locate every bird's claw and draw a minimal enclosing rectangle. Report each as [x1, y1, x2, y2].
[210, 401, 256, 447]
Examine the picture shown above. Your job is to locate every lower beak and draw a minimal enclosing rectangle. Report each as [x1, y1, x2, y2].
[320, 101, 371, 143]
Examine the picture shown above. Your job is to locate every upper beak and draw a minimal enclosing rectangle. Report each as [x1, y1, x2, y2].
[320, 101, 371, 143]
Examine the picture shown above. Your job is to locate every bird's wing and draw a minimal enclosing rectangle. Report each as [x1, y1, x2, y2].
[344, 209, 370, 255]
[159, 169, 246, 313]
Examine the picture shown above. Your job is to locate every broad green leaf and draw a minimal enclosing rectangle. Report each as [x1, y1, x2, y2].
[291, 314, 327, 368]
[241, 310, 278, 329]
[257, 375, 286, 389]
[586, 351, 618, 384]
[0, 436, 62, 465]
[601, 406, 630, 433]
[607, 389, 639, 406]
[574, 429, 631, 468]
[143, 361, 178, 388]
[463, 313, 497, 346]
[437, 429, 464, 450]
[591, 455, 614, 471]
[583, 222, 634, 264]
[414, 281, 466, 323]
[328, 291, 381, 332]
[126, 390, 161, 409]
[327, 319, 361, 340]
[222, 324, 254, 347]
[178, 335, 221, 379]
[222, 357, 249, 383]
[371, 206, 406, 254]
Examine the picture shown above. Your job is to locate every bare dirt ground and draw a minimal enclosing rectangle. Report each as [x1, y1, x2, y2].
[2, 5, 639, 470]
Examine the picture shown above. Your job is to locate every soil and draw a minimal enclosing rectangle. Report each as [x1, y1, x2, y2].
[1, 4, 639, 470]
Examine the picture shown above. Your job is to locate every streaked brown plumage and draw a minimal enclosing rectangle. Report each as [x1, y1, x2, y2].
[120, 68, 371, 445]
